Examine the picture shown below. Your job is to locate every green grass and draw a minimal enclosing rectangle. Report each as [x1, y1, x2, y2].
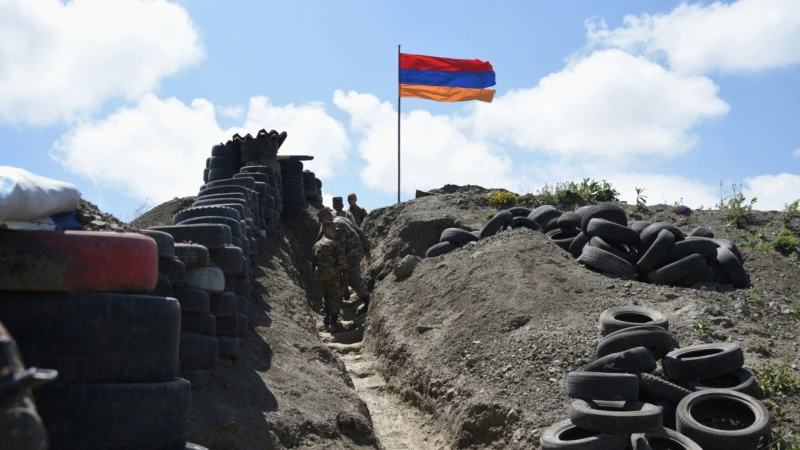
[486, 212, 496, 219]
[692, 314, 712, 340]
[748, 339, 771, 357]
[783, 199, 800, 225]
[754, 358, 800, 397]
[747, 288, 764, 306]
[718, 182, 757, 228]
[772, 228, 798, 255]
[489, 178, 620, 210]
[760, 430, 800, 450]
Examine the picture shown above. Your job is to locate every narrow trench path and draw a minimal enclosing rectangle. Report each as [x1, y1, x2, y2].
[318, 303, 449, 450]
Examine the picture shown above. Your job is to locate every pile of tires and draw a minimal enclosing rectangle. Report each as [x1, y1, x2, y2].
[0, 230, 204, 449]
[279, 159, 306, 217]
[303, 170, 323, 207]
[540, 306, 770, 449]
[426, 203, 750, 290]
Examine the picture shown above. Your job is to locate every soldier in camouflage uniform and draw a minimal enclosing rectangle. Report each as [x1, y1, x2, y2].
[312, 221, 348, 332]
[332, 197, 357, 225]
[347, 193, 368, 227]
[317, 208, 372, 310]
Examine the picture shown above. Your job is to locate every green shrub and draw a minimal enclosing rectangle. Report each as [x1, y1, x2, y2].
[488, 191, 516, 207]
[772, 228, 798, 254]
[718, 182, 757, 228]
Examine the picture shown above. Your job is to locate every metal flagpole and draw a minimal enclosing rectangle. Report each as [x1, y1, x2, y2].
[397, 44, 401, 204]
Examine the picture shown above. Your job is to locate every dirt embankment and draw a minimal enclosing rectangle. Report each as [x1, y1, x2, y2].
[134, 204, 378, 450]
[360, 187, 800, 449]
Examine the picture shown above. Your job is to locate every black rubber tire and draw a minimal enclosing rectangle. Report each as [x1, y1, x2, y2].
[237, 313, 249, 337]
[215, 315, 239, 337]
[569, 232, 589, 259]
[236, 295, 249, 315]
[688, 226, 714, 238]
[142, 230, 175, 259]
[597, 325, 678, 359]
[507, 207, 532, 217]
[211, 143, 239, 157]
[507, 217, 543, 232]
[181, 313, 216, 336]
[206, 167, 238, 181]
[425, 241, 461, 258]
[0, 392, 49, 450]
[716, 247, 748, 287]
[650, 398, 677, 429]
[683, 266, 714, 286]
[479, 210, 513, 239]
[566, 372, 639, 401]
[174, 243, 210, 269]
[192, 197, 249, 215]
[240, 165, 274, 175]
[666, 239, 718, 262]
[557, 211, 579, 229]
[637, 373, 692, 403]
[159, 258, 186, 287]
[663, 343, 744, 381]
[0, 293, 179, 384]
[172, 287, 210, 313]
[636, 229, 675, 274]
[210, 292, 238, 317]
[224, 274, 236, 293]
[580, 203, 628, 234]
[217, 336, 240, 360]
[682, 368, 759, 397]
[178, 215, 243, 238]
[209, 246, 244, 274]
[202, 177, 256, 191]
[578, 246, 637, 279]
[440, 228, 479, 246]
[196, 185, 254, 202]
[540, 418, 627, 450]
[640, 222, 685, 249]
[179, 334, 218, 370]
[588, 236, 638, 264]
[546, 228, 580, 251]
[183, 369, 212, 390]
[234, 276, 252, 297]
[586, 218, 641, 246]
[569, 399, 662, 433]
[202, 167, 209, 182]
[234, 172, 269, 183]
[528, 206, 562, 228]
[676, 389, 770, 450]
[36, 379, 191, 449]
[628, 221, 651, 234]
[583, 347, 657, 374]
[631, 427, 702, 450]
[172, 206, 241, 225]
[149, 224, 230, 250]
[208, 155, 240, 169]
[646, 254, 707, 286]
[151, 274, 173, 297]
[599, 307, 668, 336]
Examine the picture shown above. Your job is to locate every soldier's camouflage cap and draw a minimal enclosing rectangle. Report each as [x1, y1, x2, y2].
[317, 207, 333, 220]
[332, 196, 343, 203]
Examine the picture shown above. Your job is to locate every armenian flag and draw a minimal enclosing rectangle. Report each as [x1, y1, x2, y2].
[399, 53, 496, 103]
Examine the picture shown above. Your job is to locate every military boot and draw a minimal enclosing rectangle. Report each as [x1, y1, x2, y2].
[328, 313, 342, 333]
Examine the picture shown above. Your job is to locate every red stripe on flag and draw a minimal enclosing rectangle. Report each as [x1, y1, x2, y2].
[400, 53, 493, 72]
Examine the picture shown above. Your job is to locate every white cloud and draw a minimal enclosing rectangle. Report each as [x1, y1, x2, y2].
[470, 50, 729, 157]
[743, 173, 800, 211]
[585, 0, 800, 75]
[793, 148, 800, 159]
[217, 106, 244, 120]
[0, 0, 203, 125]
[52, 94, 351, 204]
[333, 90, 520, 196]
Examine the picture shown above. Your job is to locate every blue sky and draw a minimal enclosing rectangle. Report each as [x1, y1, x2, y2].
[1, 0, 799, 221]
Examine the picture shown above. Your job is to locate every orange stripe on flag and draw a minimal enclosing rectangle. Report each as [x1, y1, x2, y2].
[399, 84, 495, 103]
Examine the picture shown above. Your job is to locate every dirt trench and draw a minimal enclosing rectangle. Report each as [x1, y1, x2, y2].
[317, 304, 450, 450]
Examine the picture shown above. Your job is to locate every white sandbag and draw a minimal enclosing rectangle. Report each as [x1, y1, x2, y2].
[0, 166, 81, 221]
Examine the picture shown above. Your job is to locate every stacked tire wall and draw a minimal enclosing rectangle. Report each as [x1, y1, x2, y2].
[280, 159, 306, 217]
[0, 231, 195, 449]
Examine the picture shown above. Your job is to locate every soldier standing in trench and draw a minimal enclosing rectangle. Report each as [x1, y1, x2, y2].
[331, 197, 358, 225]
[317, 207, 372, 311]
[312, 221, 348, 332]
[347, 193, 368, 227]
